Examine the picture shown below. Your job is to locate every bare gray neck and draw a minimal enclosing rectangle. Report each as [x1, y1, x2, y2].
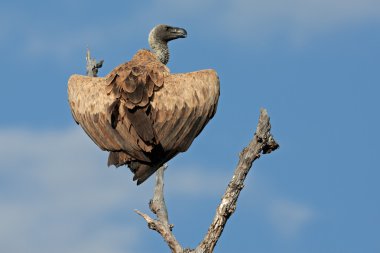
[149, 33, 169, 65]
[151, 40, 169, 65]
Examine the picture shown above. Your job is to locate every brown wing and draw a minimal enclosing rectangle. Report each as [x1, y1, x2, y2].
[125, 69, 220, 184]
[150, 69, 220, 156]
[68, 50, 169, 163]
[68, 74, 150, 162]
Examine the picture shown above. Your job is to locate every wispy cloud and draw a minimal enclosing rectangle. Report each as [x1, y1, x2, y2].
[0, 128, 147, 253]
[146, 0, 380, 47]
[0, 127, 229, 252]
[24, 29, 105, 62]
[0, 126, 315, 252]
[244, 177, 316, 240]
[0, 8, 138, 64]
[166, 166, 229, 196]
[201, 0, 380, 45]
[3, 0, 379, 64]
[268, 198, 315, 239]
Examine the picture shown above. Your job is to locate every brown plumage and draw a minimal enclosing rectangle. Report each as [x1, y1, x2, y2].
[68, 25, 220, 184]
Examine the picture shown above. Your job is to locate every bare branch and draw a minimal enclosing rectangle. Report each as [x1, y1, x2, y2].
[135, 165, 183, 253]
[195, 108, 279, 253]
[136, 109, 279, 253]
[86, 48, 103, 77]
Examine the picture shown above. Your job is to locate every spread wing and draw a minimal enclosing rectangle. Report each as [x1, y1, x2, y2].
[68, 74, 151, 162]
[150, 69, 220, 157]
[68, 50, 169, 164]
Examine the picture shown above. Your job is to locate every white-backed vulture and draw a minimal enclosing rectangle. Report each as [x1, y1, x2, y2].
[68, 25, 220, 185]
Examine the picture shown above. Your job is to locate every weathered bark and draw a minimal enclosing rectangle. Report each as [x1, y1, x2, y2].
[135, 164, 183, 252]
[136, 108, 279, 253]
[86, 48, 103, 77]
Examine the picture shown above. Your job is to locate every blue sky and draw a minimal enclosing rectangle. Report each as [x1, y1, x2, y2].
[1, 0, 379, 252]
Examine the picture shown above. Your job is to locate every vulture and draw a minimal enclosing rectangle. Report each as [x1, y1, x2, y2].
[68, 24, 220, 185]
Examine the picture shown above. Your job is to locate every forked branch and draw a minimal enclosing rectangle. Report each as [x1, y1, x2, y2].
[135, 165, 183, 253]
[136, 108, 279, 253]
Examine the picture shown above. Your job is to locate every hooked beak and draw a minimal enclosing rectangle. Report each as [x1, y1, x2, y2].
[169, 27, 187, 39]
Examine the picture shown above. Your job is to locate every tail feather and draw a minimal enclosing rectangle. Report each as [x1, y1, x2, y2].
[108, 152, 160, 185]
[129, 161, 160, 185]
[108, 143, 168, 185]
[108, 151, 130, 167]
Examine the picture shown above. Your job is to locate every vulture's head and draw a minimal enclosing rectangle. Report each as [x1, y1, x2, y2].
[148, 24, 187, 64]
[149, 24, 187, 43]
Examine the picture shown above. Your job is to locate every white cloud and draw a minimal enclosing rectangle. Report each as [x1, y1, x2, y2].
[4, 0, 380, 63]
[217, 0, 380, 45]
[144, 0, 380, 45]
[268, 198, 315, 239]
[165, 166, 229, 196]
[0, 127, 230, 253]
[0, 127, 148, 253]
[0, 127, 317, 251]
[243, 176, 316, 239]
[24, 29, 105, 62]
[0, 6, 139, 64]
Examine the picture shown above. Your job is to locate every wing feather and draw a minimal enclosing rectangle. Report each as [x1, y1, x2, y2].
[151, 69, 220, 153]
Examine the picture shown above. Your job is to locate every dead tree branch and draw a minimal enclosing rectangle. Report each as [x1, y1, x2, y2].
[135, 164, 183, 253]
[86, 48, 103, 77]
[195, 108, 279, 253]
[136, 108, 279, 253]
